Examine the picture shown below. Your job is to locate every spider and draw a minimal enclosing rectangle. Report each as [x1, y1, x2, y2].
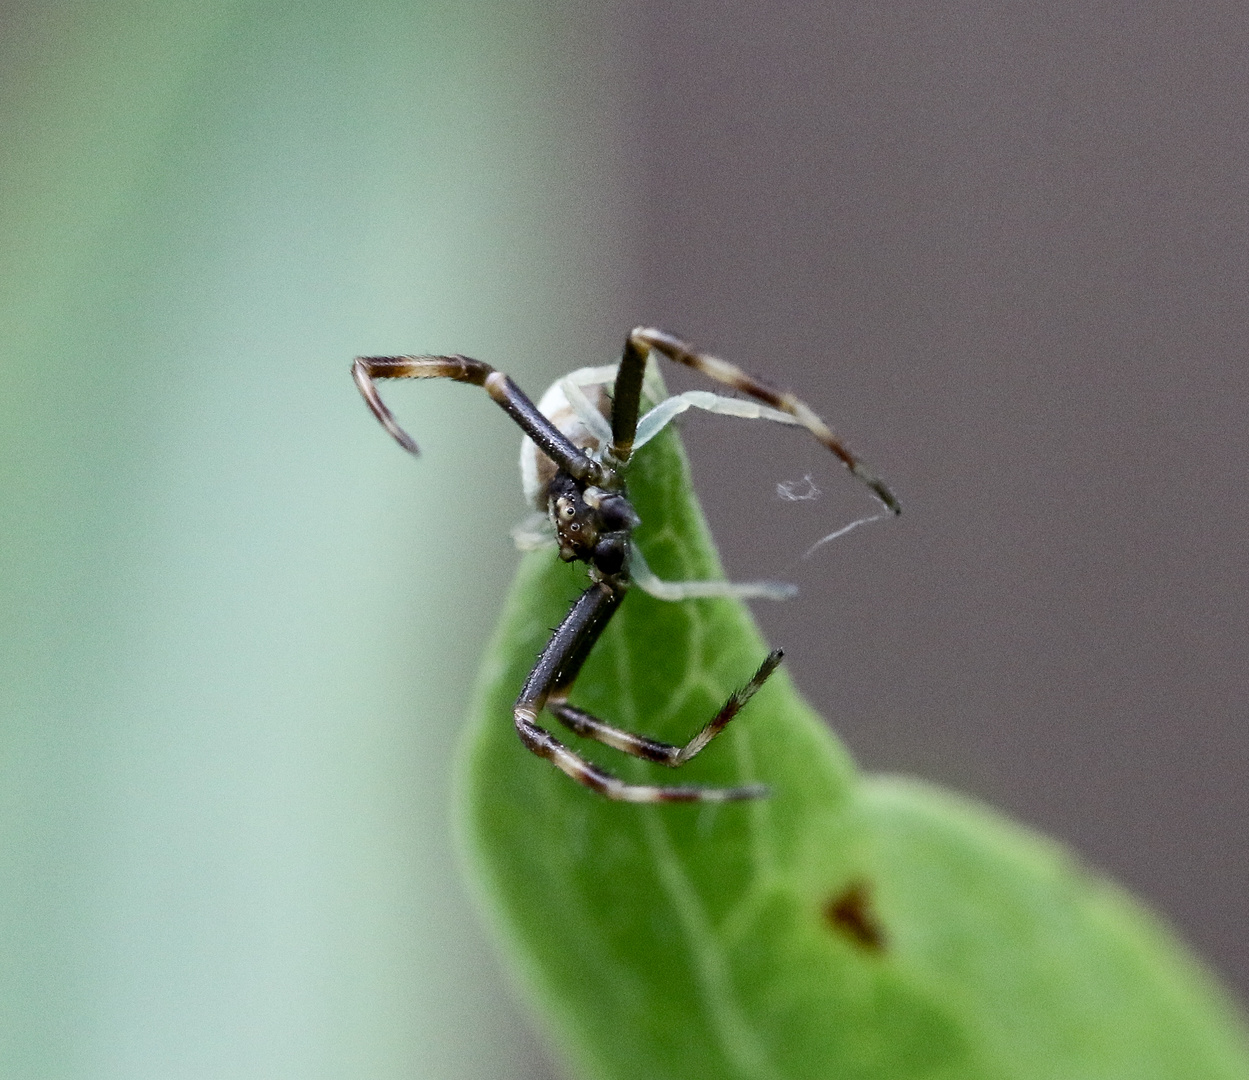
[353, 327, 899, 803]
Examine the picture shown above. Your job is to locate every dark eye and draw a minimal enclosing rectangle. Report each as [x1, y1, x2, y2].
[570, 523, 580, 532]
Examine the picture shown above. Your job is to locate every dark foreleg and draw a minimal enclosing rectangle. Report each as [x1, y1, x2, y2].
[352, 353, 602, 483]
[514, 583, 770, 802]
[609, 327, 900, 514]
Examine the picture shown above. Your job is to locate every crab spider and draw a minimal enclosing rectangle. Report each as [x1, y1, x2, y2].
[353, 327, 899, 801]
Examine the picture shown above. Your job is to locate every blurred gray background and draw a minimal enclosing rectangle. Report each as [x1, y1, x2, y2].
[1, 2, 1244, 1078]
[615, 0, 1248, 1009]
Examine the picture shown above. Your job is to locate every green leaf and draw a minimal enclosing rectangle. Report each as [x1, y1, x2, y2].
[459, 418, 1249, 1080]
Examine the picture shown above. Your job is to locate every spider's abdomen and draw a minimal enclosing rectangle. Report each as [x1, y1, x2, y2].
[520, 380, 611, 510]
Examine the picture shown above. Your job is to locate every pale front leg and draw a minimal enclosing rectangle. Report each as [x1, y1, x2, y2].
[628, 546, 797, 602]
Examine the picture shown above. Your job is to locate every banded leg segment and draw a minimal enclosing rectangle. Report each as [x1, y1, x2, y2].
[548, 648, 782, 767]
[612, 327, 901, 514]
[514, 716, 766, 803]
[352, 354, 602, 483]
[515, 581, 770, 802]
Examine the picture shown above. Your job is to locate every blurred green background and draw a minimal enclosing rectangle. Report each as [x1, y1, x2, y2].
[0, 2, 627, 1075]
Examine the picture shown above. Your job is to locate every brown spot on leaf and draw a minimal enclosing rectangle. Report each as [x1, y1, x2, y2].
[823, 880, 887, 952]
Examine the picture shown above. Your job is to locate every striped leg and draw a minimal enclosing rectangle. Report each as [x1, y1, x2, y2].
[515, 582, 770, 802]
[352, 354, 602, 484]
[514, 717, 767, 803]
[610, 327, 901, 514]
[548, 649, 782, 768]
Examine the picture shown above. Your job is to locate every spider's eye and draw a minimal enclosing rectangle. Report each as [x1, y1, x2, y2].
[570, 523, 580, 532]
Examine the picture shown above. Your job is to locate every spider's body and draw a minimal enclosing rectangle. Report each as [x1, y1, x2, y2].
[546, 471, 635, 574]
[353, 327, 898, 802]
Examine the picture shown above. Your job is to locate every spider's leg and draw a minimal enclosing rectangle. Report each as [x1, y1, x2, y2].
[628, 544, 797, 602]
[352, 354, 602, 484]
[622, 327, 901, 515]
[510, 512, 557, 552]
[548, 649, 782, 769]
[605, 335, 649, 467]
[557, 373, 614, 446]
[515, 582, 768, 802]
[632, 389, 801, 451]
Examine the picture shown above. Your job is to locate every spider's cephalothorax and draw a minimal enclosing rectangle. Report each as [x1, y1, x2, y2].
[547, 472, 638, 576]
[353, 327, 899, 802]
